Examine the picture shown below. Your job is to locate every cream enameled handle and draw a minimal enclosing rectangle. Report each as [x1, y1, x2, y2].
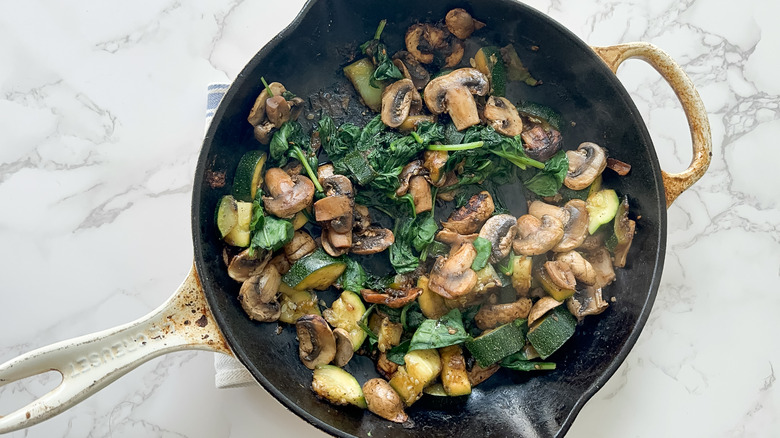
[592, 42, 712, 208]
[0, 265, 231, 433]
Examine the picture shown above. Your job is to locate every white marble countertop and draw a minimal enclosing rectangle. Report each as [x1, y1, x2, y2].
[1, 0, 778, 437]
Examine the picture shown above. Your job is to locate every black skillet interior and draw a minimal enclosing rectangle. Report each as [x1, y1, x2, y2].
[192, 0, 667, 436]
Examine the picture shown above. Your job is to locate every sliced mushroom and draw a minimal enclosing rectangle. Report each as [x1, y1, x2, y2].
[381, 79, 417, 128]
[396, 160, 426, 197]
[263, 168, 315, 218]
[527, 296, 563, 327]
[253, 120, 276, 144]
[361, 287, 423, 309]
[566, 286, 609, 321]
[409, 176, 432, 214]
[484, 96, 523, 137]
[321, 229, 349, 257]
[512, 214, 564, 256]
[435, 228, 479, 248]
[314, 195, 353, 234]
[467, 362, 500, 386]
[376, 352, 399, 380]
[613, 196, 635, 268]
[556, 250, 597, 286]
[363, 378, 408, 423]
[564, 142, 608, 190]
[442, 190, 495, 234]
[227, 248, 270, 282]
[392, 51, 430, 90]
[405, 23, 464, 68]
[521, 124, 562, 162]
[428, 243, 478, 299]
[322, 174, 354, 199]
[284, 230, 317, 264]
[423, 68, 489, 131]
[445, 8, 485, 39]
[317, 163, 335, 182]
[586, 247, 616, 288]
[295, 314, 337, 369]
[475, 297, 532, 330]
[544, 260, 576, 290]
[528, 200, 589, 252]
[351, 226, 394, 255]
[268, 253, 291, 276]
[422, 150, 448, 186]
[265, 95, 291, 127]
[238, 265, 282, 322]
[478, 214, 518, 263]
[353, 204, 371, 233]
[332, 328, 354, 367]
[398, 114, 437, 132]
[247, 82, 286, 126]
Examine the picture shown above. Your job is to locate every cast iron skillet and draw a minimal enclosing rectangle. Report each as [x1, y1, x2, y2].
[0, 0, 711, 436]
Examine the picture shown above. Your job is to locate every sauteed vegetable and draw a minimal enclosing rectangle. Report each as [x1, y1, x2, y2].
[216, 8, 636, 424]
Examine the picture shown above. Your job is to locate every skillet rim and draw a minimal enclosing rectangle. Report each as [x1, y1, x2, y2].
[192, 0, 668, 436]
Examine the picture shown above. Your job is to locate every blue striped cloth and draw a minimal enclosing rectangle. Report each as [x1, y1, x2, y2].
[207, 82, 257, 389]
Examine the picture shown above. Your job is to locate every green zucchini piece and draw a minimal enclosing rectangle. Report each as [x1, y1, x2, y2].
[388, 349, 442, 406]
[474, 46, 506, 97]
[282, 247, 347, 291]
[526, 306, 577, 359]
[423, 382, 449, 396]
[322, 290, 368, 351]
[223, 200, 252, 247]
[312, 365, 367, 409]
[586, 189, 619, 234]
[516, 101, 563, 132]
[344, 58, 384, 112]
[342, 149, 377, 185]
[501, 44, 539, 86]
[232, 150, 267, 202]
[215, 195, 238, 239]
[465, 318, 528, 367]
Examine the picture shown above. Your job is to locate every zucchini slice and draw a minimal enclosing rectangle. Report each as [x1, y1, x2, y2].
[526, 306, 577, 359]
[586, 189, 619, 234]
[474, 46, 506, 97]
[323, 290, 368, 351]
[465, 318, 528, 367]
[232, 150, 267, 202]
[223, 200, 252, 247]
[215, 195, 238, 239]
[439, 345, 471, 396]
[282, 248, 347, 291]
[278, 289, 321, 324]
[388, 348, 442, 406]
[312, 365, 367, 409]
[344, 58, 384, 112]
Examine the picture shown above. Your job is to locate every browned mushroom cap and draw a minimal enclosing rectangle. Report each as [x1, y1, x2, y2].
[314, 195, 353, 234]
[474, 297, 532, 330]
[484, 96, 523, 137]
[321, 228, 349, 257]
[445, 8, 486, 39]
[296, 314, 337, 369]
[253, 120, 276, 144]
[265, 95, 291, 127]
[428, 243, 478, 299]
[361, 287, 423, 309]
[544, 260, 576, 290]
[353, 204, 372, 233]
[521, 124, 563, 162]
[512, 214, 564, 256]
[284, 230, 317, 264]
[566, 286, 609, 321]
[376, 352, 399, 380]
[528, 199, 589, 252]
[405, 23, 464, 68]
[555, 250, 597, 286]
[263, 168, 315, 218]
[332, 328, 354, 367]
[238, 265, 282, 322]
[423, 150, 449, 186]
[409, 176, 432, 214]
[392, 51, 430, 90]
[268, 253, 291, 276]
[363, 378, 408, 423]
[381, 79, 417, 128]
[227, 248, 270, 282]
[351, 226, 394, 255]
[527, 296, 563, 326]
[396, 160, 426, 197]
[442, 191, 495, 234]
[565, 142, 608, 190]
[478, 214, 518, 263]
[467, 362, 500, 386]
[247, 82, 286, 126]
[423, 68, 489, 131]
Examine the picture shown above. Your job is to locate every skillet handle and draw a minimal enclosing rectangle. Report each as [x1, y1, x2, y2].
[0, 264, 231, 433]
[592, 42, 712, 208]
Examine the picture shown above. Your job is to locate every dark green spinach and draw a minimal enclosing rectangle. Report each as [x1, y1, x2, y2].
[408, 308, 469, 351]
